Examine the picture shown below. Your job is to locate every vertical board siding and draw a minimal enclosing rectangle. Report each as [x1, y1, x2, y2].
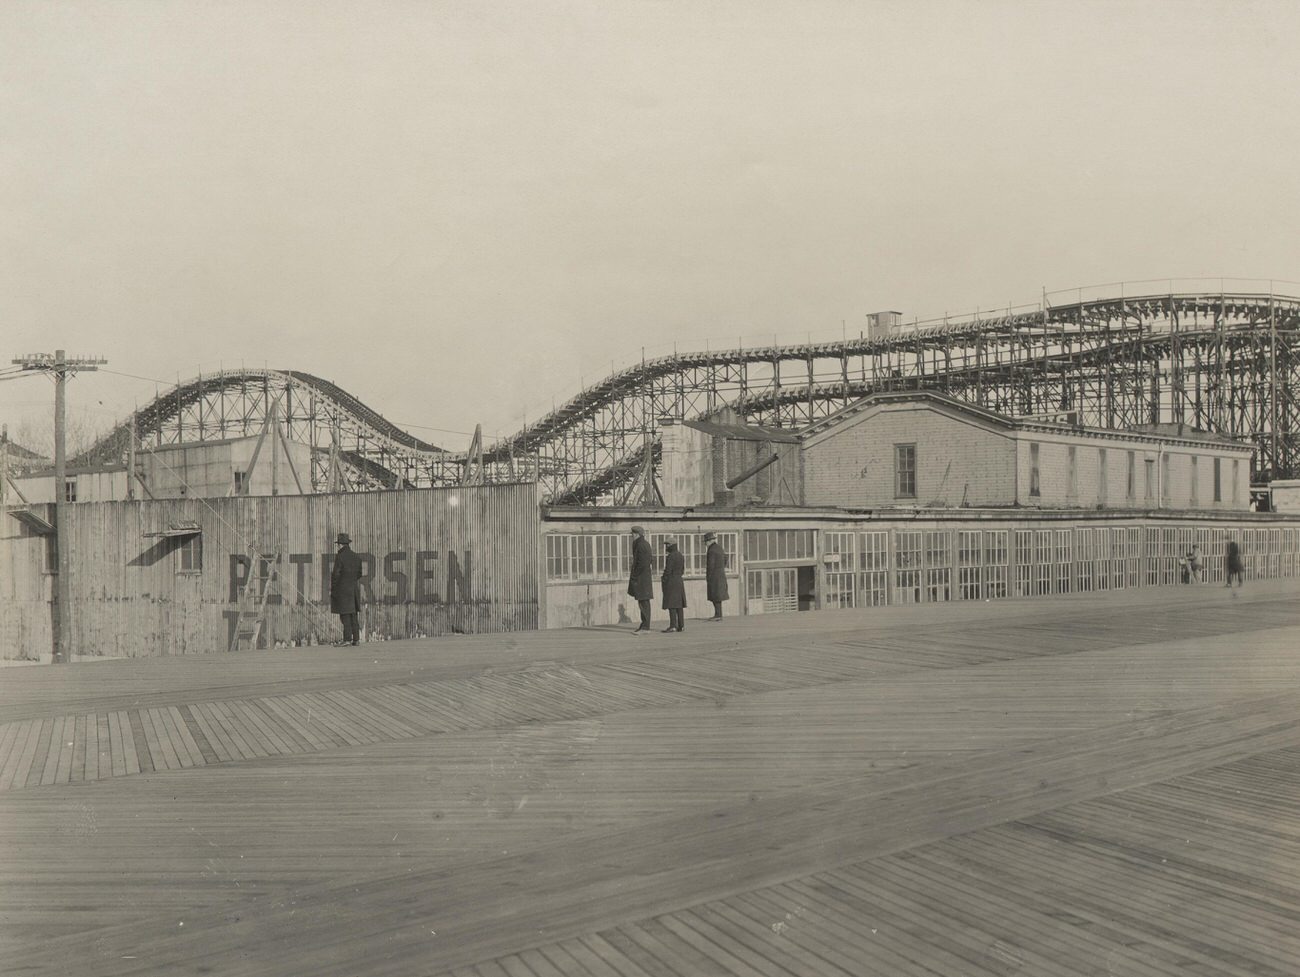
[0, 505, 54, 660]
[38, 483, 540, 659]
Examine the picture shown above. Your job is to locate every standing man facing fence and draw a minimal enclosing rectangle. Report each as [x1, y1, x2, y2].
[331, 532, 363, 646]
[705, 531, 728, 620]
[661, 539, 686, 633]
[627, 525, 653, 634]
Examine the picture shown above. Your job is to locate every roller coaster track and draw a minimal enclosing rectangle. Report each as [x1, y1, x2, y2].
[73, 286, 1300, 503]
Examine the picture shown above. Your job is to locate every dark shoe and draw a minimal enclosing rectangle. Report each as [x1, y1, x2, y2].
[632, 627, 646, 635]
[662, 626, 678, 633]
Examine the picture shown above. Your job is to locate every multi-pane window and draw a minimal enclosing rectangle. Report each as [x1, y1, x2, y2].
[924, 530, 950, 602]
[957, 530, 982, 600]
[593, 534, 622, 576]
[1014, 530, 1033, 597]
[745, 529, 815, 563]
[1076, 528, 1094, 591]
[1054, 529, 1072, 593]
[178, 533, 203, 573]
[64, 479, 78, 503]
[1029, 443, 1041, 498]
[858, 531, 888, 606]
[823, 531, 856, 608]
[547, 531, 734, 580]
[895, 444, 916, 499]
[545, 534, 593, 580]
[649, 533, 696, 573]
[1033, 530, 1052, 595]
[894, 530, 922, 604]
[983, 531, 1009, 599]
[746, 568, 798, 614]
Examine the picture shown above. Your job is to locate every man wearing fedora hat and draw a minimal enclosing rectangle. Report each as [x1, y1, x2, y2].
[330, 532, 363, 646]
[626, 525, 653, 633]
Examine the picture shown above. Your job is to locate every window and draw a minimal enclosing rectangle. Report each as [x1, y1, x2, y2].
[178, 533, 203, 572]
[745, 568, 798, 614]
[895, 444, 916, 499]
[1190, 456, 1199, 504]
[544, 534, 593, 580]
[823, 532, 855, 609]
[744, 529, 815, 563]
[893, 530, 922, 603]
[1067, 446, 1077, 499]
[1029, 443, 1041, 498]
[1098, 448, 1108, 503]
[1126, 450, 1136, 501]
[957, 531, 982, 600]
[233, 471, 247, 495]
[1213, 457, 1222, 502]
[1144, 459, 1155, 502]
[64, 479, 77, 503]
[983, 531, 1009, 600]
[593, 535, 623, 576]
[857, 531, 888, 606]
[1162, 453, 1171, 502]
[1232, 459, 1240, 503]
[924, 530, 950, 602]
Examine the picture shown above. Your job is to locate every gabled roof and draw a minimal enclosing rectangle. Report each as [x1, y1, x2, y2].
[799, 389, 1253, 452]
[800, 389, 1014, 442]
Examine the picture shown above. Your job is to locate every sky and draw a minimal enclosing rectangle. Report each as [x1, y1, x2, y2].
[3, 0, 1299, 452]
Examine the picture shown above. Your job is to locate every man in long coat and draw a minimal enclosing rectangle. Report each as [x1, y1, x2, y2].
[660, 539, 687, 633]
[330, 532, 363, 645]
[704, 531, 728, 620]
[627, 525, 653, 633]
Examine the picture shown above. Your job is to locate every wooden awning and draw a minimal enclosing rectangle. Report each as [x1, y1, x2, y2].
[143, 522, 202, 539]
[7, 507, 54, 535]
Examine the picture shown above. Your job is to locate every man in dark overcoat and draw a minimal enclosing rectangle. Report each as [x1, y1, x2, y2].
[627, 525, 654, 633]
[660, 539, 687, 633]
[1225, 538, 1245, 593]
[330, 532, 364, 645]
[704, 531, 728, 620]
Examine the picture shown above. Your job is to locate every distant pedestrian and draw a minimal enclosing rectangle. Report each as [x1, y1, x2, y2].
[661, 539, 686, 632]
[627, 526, 653, 633]
[704, 531, 728, 620]
[330, 532, 363, 645]
[1225, 538, 1245, 592]
[1186, 544, 1203, 584]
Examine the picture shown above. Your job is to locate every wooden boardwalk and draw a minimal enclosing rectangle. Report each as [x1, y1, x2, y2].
[2, 582, 1299, 975]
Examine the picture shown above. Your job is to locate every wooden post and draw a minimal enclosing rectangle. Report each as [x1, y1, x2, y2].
[53, 350, 68, 663]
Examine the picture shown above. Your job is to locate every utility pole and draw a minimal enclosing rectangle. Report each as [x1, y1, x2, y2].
[12, 350, 107, 664]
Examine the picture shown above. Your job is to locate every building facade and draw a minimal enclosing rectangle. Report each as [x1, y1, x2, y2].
[541, 506, 1300, 628]
[800, 391, 1252, 512]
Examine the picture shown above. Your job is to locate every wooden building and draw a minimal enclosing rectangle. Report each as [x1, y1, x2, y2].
[800, 390, 1253, 511]
[1, 483, 540, 661]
